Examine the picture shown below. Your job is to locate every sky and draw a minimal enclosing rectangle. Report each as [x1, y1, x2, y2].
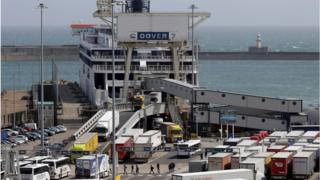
[1, 0, 319, 27]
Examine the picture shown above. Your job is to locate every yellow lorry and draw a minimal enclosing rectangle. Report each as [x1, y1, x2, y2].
[132, 95, 144, 111]
[70, 132, 99, 163]
[158, 122, 183, 143]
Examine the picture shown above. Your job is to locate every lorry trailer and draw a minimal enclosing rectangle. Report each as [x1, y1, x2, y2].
[271, 152, 293, 179]
[121, 128, 144, 141]
[240, 157, 266, 179]
[172, 169, 255, 180]
[231, 152, 254, 169]
[75, 154, 109, 178]
[95, 111, 119, 141]
[188, 160, 208, 172]
[208, 153, 232, 171]
[292, 151, 315, 179]
[71, 132, 99, 162]
[133, 130, 162, 162]
[115, 136, 133, 162]
[157, 121, 183, 143]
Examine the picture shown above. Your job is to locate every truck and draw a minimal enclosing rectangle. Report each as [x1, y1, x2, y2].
[75, 154, 109, 178]
[253, 152, 275, 178]
[231, 152, 254, 169]
[301, 131, 320, 142]
[271, 152, 293, 179]
[95, 111, 119, 141]
[223, 138, 243, 146]
[71, 133, 99, 163]
[172, 169, 255, 180]
[240, 158, 266, 180]
[292, 151, 315, 179]
[156, 121, 183, 143]
[208, 153, 232, 171]
[267, 145, 287, 153]
[269, 131, 288, 143]
[286, 130, 304, 143]
[115, 136, 133, 162]
[133, 130, 162, 162]
[303, 146, 320, 170]
[237, 140, 258, 148]
[121, 128, 144, 141]
[188, 160, 208, 172]
[245, 146, 267, 153]
[284, 145, 303, 154]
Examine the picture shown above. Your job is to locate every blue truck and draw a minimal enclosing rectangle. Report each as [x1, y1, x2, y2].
[75, 154, 109, 178]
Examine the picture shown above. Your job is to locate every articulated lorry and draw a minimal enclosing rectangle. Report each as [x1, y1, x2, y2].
[172, 169, 255, 180]
[71, 132, 99, 162]
[75, 154, 109, 178]
[133, 130, 162, 163]
[95, 111, 119, 141]
[156, 121, 183, 143]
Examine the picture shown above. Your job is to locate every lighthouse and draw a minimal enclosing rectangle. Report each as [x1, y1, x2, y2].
[248, 34, 269, 53]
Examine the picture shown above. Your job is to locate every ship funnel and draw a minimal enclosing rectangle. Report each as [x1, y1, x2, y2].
[126, 0, 150, 13]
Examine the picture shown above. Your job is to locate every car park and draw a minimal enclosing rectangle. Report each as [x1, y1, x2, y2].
[50, 127, 61, 133]
[25, 132, 38, 141]
[44, 128, 55, 136]
[1, 140, 17, 148]
[13, 127, 27, 135]
[35, 130, 49, 137]
[9, 137, 24, 145]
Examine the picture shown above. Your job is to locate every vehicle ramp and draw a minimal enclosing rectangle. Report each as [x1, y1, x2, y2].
[144, 78, 303, 113]
[72, 109, 106, 140]
[115, 103, 166, 138]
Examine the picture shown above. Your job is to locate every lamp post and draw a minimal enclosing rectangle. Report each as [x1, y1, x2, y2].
[111, 1, 116, 180]
[189, 4, 197, 85]
[38, 3, 47, 149]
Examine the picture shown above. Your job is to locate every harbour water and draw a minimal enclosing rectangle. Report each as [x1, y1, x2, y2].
[1, 59, 319, 107]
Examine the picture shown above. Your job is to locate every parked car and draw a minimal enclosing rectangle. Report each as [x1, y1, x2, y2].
[43, 129, 55, 136]
[44, 137, 50, 146]
[15, 135, 29, 143]
[56, 125, 67, 132]
[35, 130, 49, 137]
[29, 132, 41, 139]
[1, 140, 17, 148]
[2, 129, 19, 136]
[9, 137, 23, 145]
[49, 127, 61, 133]
[25, 132, 38, 141]
[13, 127, 27, 135]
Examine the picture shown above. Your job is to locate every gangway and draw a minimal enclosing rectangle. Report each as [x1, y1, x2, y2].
[115, 103, 166, 138]
[144, 78, 303, 113]
[73, 109, 106, 140]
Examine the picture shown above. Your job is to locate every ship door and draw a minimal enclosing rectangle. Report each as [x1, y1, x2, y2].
[94, 73, 106, 90]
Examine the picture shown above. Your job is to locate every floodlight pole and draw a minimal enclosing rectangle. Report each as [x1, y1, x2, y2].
[111, 1, 116, 180]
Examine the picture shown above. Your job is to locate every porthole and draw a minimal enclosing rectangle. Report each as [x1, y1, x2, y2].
[242, 116, 245, 120]
[201, 112, 204, 116]
[201, 92, 205, 96]
[262, 119, 265, 123]
[293, 102, 297, 105]
[242, 96, 246, 100]
[281, 121, 285, 125]
[281, 101, 285, 105]
[221, 94, 226, 98]
[261, 98, 265, 102]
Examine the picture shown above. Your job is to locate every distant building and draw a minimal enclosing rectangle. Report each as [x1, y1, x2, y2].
[248, 34, 269, 53]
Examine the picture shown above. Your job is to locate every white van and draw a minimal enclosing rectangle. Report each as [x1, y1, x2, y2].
[20, 163, 50, 180]
[42, 157, 71, 179]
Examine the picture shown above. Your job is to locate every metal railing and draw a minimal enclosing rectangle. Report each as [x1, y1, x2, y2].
[72, 109, 106, 140]
[93, 64, 194, 72]
[92, 55, 193, 60]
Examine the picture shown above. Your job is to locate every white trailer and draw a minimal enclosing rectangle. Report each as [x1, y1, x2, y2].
[75, 154, 109, 178]
[237, 140, 258, 148]
[269, 131, 288, 142]
[301, 131, 320, 142]
[133, 130, 162, 162]
[292, 151, 315, 179]
[284, 145, 303, 154]
[245, 146, 267, 153]
[231, 152, 254, 169]
[95, 111, 119, 141]
[240, 158, 266, 179]
[172, 169, 255, 180]
[122, 128, 144, 141]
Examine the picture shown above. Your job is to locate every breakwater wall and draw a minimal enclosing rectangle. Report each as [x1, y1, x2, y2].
[1, 45, 319, 60]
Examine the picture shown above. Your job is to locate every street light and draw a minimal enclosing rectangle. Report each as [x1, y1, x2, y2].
[38, 2, 47, 150]
[189, 4, 197, 85]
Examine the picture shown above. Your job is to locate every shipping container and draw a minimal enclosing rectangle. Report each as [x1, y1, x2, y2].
[188, 160, 208, 172]
[245, 146, 267, 154]
[292, 151, 315, 179]
[271, 152, 293, 179]
[172, 169, 255, 180]
[284, 145, 303, 154]
[72, 133, 99, 152]
[115, 136, 133, 162]
[208, 153, 232, 171]
[301, 131, 320, 142]
[267, 145, 287, 153]
[240, 157, 266, 174]
[231, 152, 254, 169]
[223, 138, 243, 146]
[237, 140, 258, 147]
[253, 152, 275, 178]
[122, 128, 144, 141]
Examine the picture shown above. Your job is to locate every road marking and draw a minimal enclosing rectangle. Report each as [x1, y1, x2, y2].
[148, 155, 163, 163]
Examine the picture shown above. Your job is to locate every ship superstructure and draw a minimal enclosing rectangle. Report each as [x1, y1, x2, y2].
[72, 0, 210, 107]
